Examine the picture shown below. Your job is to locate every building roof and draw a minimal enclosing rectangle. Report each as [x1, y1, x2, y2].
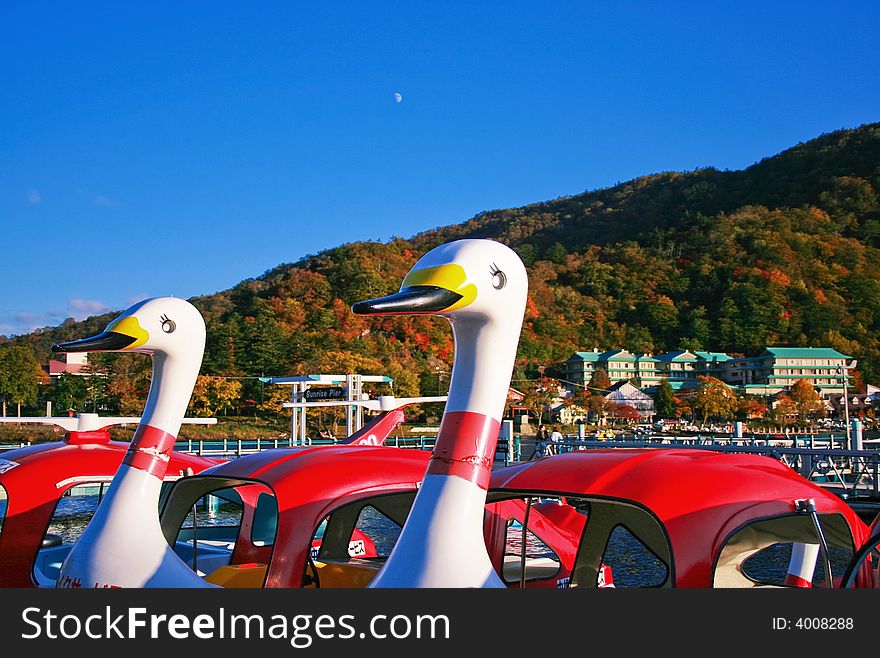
[571, 351, 603, 362]
[606, 381, 654, 400]
[571, 349, 635, 362]
[761, 347, 851, 360]
[654, 350, 699, 362]
[693, 351, 734, 363]
[47, 359, 87, 376]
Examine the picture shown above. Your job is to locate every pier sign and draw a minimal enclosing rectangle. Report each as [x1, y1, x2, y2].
[303, 387, 346, 401]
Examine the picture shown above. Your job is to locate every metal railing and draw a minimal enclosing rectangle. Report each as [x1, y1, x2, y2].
[546, 437, 880, 499]
[172, 436, 443, 458]
[0, 442, 32, 451]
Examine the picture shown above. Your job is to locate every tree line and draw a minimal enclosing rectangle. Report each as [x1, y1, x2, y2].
[2, 123, 879, 423]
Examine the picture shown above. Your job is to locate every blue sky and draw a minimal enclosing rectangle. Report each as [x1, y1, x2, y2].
[1, 1, 878, 336]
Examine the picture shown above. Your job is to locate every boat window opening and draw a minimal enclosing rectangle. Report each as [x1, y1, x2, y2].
[0, 483, 7, 540]
[842, 535, 880, 588]
[353, 506, 401, 559]
[570, 498, 671, 588]
[304, 493, 415, 589]
[716, 513, 855, 588]
[601, 525, 668, 588]
[33, 482, 107, 585]
[314, 492, 415, 562]
[44, 483, 105, 546]
[486, 494, 582, 587]
[518, 497, 533, 589]
[503, 519, 561, 585]
[174, 487, 245, 575]
[158, 476, 277, 583]
[251, 493, 278, 546]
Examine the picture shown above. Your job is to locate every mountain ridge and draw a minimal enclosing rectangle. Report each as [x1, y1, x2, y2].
[5, 122, 880, 405]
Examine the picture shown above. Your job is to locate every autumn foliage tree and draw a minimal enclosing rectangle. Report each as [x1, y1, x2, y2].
[692, 376, 738, 421]
[772, 395, 797, 424]
[608, 403, 640, 421]
[737, 396, 768, 421]
[787, 379, 825, 422]
[105, 353, 151, 415]
[4, 123, 880, 424]
[0, 345, 45, 416]
[521, 381, 556, 426]
[588, 367, 612, 392]
[189, 375, 243, 416]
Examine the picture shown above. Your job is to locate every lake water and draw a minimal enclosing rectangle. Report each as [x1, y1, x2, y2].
[17, 493, 854, 588]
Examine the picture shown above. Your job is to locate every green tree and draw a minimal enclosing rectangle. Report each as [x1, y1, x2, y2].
[653, 380, 676, 418]
[0, 345, 44, 416]
[682, 306, 711, 350]
[54, 373, 89, 412]
[545, 242, 567, 264]
[106, 353, 151, 415]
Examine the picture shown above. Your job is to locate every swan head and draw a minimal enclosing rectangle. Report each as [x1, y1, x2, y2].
[351, 239, 527, 322]
[52, 297, 206, 357]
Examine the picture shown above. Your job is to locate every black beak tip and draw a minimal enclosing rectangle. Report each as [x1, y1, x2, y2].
[49, 331, 137, 353]
[351, 300, 376, 315]
[351, 286, 464, 316]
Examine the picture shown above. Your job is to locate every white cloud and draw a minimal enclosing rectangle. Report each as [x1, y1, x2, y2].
[125, 294, 151, 307]
[26, 188, 41, 205]
[1, 298, 112, 336]
[68, 298, 110, 318]
[93, 195, 114, 207]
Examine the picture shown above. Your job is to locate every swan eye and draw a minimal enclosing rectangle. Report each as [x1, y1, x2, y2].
[490, 264, 507, 290]
[160, 314, 176, 334]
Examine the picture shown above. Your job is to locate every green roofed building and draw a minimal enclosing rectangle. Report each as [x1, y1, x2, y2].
[693, 352, 734, 379]
[722, 347, 852, 397]
[653, 350, 701, 386]
[563, 349, 639, 388]
[563, 345, 855, 401]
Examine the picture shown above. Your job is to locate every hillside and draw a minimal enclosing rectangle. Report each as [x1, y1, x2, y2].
[5, 122, 880, 410]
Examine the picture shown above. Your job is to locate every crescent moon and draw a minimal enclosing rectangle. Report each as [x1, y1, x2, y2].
[394, 92, 403, 103]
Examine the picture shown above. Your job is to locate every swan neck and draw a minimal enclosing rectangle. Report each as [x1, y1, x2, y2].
[139, 351, 199, 438]
[127, 351, 200, 479]
[445, 316, 518, 419]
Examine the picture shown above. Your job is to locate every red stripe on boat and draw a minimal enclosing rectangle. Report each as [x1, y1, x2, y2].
[427, 411, 499, 489]
[122, 424, 177, 479]
[783, 573, 812, 588]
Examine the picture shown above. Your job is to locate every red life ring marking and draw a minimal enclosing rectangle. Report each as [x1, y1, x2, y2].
[122, 424, 177, 479]
[427, 411, 500, 490]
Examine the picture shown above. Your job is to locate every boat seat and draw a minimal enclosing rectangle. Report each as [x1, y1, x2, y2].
[306, 559, 384, 589]
[502, 555, 561, 582]
[204, 563, 268, 588]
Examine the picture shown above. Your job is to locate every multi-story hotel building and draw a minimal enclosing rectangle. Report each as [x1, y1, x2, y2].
[563, 346, 853, 399]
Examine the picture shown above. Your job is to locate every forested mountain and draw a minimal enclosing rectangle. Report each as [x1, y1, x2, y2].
[5, 122, 880, 409]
